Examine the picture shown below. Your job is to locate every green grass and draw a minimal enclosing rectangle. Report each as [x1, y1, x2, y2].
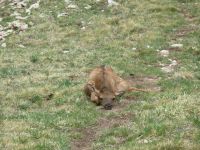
[0, 0, 200, 149]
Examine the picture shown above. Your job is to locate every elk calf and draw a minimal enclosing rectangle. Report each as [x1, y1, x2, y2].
[84, 65, 130, 110]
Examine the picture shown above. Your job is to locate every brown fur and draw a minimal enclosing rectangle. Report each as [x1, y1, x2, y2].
[84, 66, 148, 109]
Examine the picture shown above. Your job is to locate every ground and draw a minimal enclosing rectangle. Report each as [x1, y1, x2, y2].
[0, 0, 200, 150]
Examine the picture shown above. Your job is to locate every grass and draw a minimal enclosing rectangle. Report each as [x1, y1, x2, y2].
[0, 0, 200, 149]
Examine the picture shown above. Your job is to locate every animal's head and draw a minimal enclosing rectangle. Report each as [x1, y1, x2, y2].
[100, 92, 115, 110]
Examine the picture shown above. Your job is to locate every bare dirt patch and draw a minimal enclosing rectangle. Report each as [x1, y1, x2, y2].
[71, 76, 160, 150]
[126, 75, 161, 92]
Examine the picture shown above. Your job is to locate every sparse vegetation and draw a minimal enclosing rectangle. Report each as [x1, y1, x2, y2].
[0, 0, 200, 149]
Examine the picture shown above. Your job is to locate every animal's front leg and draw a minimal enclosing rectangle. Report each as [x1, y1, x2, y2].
[84, 82, 101, 105]
[115, 78, 129, 96]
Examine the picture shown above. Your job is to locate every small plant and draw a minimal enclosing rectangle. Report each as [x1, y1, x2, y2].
[30, 54, 39, 63]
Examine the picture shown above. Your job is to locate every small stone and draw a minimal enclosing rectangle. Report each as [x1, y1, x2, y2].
[170, 60, 177, 66]
[63, 50, 69, 54]
[68, 4, 78, 9]
[0, 18, 3, 22]
[1, 43, 6, 48]
[171, 44, 183, 48]
[132, 47, 137, 51]
[16, 16, 29, 20]
[108, 0, 119, 6]
[161, 66, 174, 73]
[20, 23, 28, 31]
[81, 26, 86, 30]
[65, 0, 71, 4]
[84, 5, 92, 10]
[18, 44, 25, 48]
[57, 13, 68, 18]
[160, 50, 169, 57]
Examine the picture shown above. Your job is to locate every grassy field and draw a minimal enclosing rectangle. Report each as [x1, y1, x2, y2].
[1, 0, 200, 149]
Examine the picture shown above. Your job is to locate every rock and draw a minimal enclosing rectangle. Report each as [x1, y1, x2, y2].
[63, 50, 69, 54]
[84, 4, 92, 10]
[8, 21, 28, 31]
[16, 16, 29, 20]
[161, 66, 174, 73]
[1, 43, 6, 48]
[0, 18, 3, 22]
[171, 44, 183, 48]
[81, 26, 86, 30]
[20, 23, 28, 31]
[65, 0, 71, 4]
[18, 44, 25, 48]
[108, 0, 119, 6]
[159, 50, 169, 57]
[17, 2, 27, 8]
[26, 0, 40, 15]
[57, 12, 68, 18]
[132, 47, 137, 51]
[68, 4, 78, 9]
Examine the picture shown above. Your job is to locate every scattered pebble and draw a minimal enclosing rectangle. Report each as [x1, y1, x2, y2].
[161, 59, 177, 73]
[132, 47, 137, 51]
[18, 44, 25, 48]
[65, 0, 71, 4]
[171, 44, 183, 48]
[68, 4, 78, 9]
[108, 0, 119, 6]
[16, 16, 29, 20]
[26, 0, 40, 15]
[160, 50, 169, 57]
[161, 66, 174, 73]
[57, 13, 68, 18]
[8, 21, 28, 31]
[1, 43, 7, 48]
[84, 4, 92, 10]
[63, 50, 69, 54]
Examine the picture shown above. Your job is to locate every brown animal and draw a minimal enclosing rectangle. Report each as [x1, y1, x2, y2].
[84, 65, 148, 110]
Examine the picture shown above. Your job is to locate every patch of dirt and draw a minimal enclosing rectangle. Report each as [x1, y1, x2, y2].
[71, 112, 133, 150]
[126, 76, 161, 92]
[71, 76, 160, 150]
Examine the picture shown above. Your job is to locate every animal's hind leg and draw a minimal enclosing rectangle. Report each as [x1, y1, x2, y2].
[115, 79, 129, 96]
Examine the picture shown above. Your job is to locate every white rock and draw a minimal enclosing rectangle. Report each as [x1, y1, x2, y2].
[161, 66, 174, 73]
[68, 4, 78, 9]
[160, 50, 169, 57]
[57, 13, 68, 18]
[170, 60, 177, 66]
[108, 0, 119, 6]
[0, 18, 3, 22]
[81, 26, 86, 30]
[63, 50, 69, 54]
[26, 0, 40, 15]
[84, 5, 92, 10]
[1, 43, 6, 48]
[16, 16, 29, 20]
[8, 21, 28, 31]
[18, 2, 26, 8]
[132, 47, 137, 51]
[171, 44, 183, 48]
[18, 44, 25, 48]
[65, 0, 71, 4]
[20, 23, 28, 31]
